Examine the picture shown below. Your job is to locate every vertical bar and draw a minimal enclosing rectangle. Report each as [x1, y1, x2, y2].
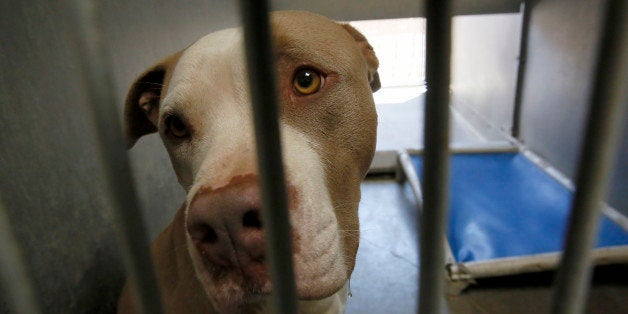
[67, 1, 163, 313]
[420, 0, 453, 313]
[237, 1, 298, 313]
[511, 0, 532, 139]
[0, 196, 41, 314]
[552, 0, 627, 313]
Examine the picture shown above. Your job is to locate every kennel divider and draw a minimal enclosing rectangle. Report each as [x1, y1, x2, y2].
[551, 0, 627, 312]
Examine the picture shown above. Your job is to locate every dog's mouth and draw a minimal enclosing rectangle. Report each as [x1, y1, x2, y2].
[188, 231, 347, 311]
[197, 238, 272, 293]
[187, 226, 273, 310]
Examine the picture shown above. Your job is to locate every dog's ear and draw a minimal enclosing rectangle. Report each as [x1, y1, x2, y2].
[123, 51, 182, 148]
[340, 24, 381, 92]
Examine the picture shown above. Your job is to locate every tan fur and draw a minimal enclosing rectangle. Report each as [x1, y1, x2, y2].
[339, 24, 381, 92]
[119, 11, 378, 313]
[123, 51, 183, 148]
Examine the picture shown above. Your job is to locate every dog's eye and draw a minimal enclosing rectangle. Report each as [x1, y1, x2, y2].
[293, 69, 322, 95]
[165, 115, 189, 138]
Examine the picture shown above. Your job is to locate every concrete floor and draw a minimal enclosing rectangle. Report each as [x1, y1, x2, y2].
[346, 178, 420, 313]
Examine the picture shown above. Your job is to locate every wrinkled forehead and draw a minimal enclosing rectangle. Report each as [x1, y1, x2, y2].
[270, 11, 361, 67]
[164, 11, 361, 103]
[180, 12, 360, 71]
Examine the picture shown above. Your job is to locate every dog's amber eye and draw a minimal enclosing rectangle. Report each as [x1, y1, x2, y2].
[293, 69, 322, 95]
[165, 115, 188, 138]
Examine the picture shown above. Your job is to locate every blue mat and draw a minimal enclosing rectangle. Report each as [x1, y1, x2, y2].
[411, 153, 628, 263]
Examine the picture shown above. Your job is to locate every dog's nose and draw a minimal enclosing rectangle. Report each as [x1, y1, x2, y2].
[186, 175, 266, 267]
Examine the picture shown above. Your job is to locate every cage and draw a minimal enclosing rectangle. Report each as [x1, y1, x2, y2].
[1, 0, 626, 313]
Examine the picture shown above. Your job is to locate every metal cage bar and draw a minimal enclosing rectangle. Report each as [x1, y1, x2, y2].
[511, 0, 532, 139]
[551, 0, 627, 313]
[0, 196, 41, 314]
[237, 1, 298, 313]
[68, 2, 163, 313]
[419, 0, 453, 313]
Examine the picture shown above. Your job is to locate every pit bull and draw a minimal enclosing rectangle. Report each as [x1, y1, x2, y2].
[117, 10, 380, 313]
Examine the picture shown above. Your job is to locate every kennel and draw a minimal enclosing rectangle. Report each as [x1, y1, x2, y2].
[1, 0, 626, 313]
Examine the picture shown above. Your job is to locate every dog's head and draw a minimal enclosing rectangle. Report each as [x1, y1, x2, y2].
[124, 11, 379, 311]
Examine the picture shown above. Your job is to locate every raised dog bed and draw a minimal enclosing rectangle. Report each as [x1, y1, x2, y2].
[400, 151, 628, 299]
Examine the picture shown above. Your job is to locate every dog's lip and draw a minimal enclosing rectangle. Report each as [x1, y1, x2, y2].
[198, 249, 273, 295]
[197, 250, 342, 300]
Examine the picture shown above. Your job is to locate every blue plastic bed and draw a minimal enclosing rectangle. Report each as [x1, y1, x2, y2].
[404, 151, 628, 290]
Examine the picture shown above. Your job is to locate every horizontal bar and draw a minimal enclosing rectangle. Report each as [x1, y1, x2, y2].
[237, 1, 298, 313]
[369, 144, 518, 176]
[551, 0, 627, 313]
[419, 0, 453, 312]
[68, 2, 163, 313]
[453, 245, 628, 282]
[602, 205, 628, 232]
[408, 141, 518, 155]
[0, 196, 41, 314]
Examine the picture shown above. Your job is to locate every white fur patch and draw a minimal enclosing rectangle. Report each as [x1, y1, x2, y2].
[280, 124, 348, 294]
[163, 27, 348, 307]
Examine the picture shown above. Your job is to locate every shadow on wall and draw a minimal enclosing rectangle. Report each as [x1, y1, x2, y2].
[519, 0, 627, 214]
[0, 1, 237, 312]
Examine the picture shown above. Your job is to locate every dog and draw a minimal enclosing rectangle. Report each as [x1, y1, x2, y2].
[117, 10, 380, 313]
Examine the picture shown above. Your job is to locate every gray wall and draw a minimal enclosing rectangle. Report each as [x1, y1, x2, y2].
[272, 0, 520, 20]
[1, 3, 119, 312]
[608, 115, 628, 215]
[101, 1, 240, 240]
[519, 0, 627, 214]
[450, 13, 522, 137]
[0, 1, 237, 312]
